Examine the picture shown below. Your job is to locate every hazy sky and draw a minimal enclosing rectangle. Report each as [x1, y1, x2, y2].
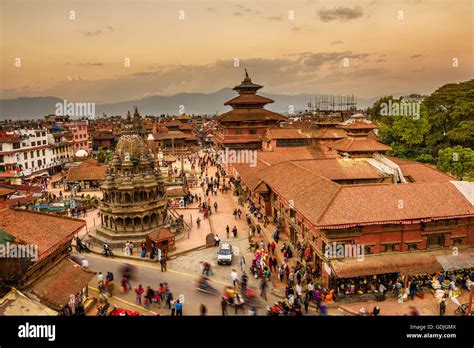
[1, 0, 472, 103]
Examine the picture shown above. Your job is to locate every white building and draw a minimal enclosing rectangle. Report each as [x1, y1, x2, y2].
[0, 128, 54, 179]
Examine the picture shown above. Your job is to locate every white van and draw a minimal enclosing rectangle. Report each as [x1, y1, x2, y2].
[217, 243, 233, 265]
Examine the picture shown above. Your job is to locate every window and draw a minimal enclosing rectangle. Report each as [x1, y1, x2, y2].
[36, 150, 40, 157]
[31, 142, 36, 146]
[453, 238, 463, 246]
[24, 153, 28, 160]
[42, 149, 45, 156]
[407, 243, 418, 251]
[0, 155, 3, 163]
[42, 140, 46, 145]
[364, 245, 372, 255]
[13, 143, 20, 149]
[31, 161, 34, 168]
[24, 162, 28, 169]
[31, 151, 34, 158]
[42, 132, 46, 137]
[37, 160, 42, 167]
[383, 244, 397, 252]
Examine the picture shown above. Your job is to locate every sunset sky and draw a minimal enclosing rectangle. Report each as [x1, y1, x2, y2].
[1, 0, 472, 103]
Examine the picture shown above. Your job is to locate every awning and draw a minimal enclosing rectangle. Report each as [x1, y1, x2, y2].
[436, 253, 474, 271]
[329, 247, 474, 279]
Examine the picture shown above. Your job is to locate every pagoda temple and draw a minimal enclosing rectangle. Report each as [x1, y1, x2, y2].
[92, 109, 169, 246]
[329, 113, 392, 158]
[214, 69, 287, 150]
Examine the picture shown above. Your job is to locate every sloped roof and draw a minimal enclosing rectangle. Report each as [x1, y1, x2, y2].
[30, 258, 95, 310]
[291, 158, 386, 181]
[224, 94, 274, 106]
[329, 137, 392, 152]
[256, 161, 341, 223]
[232, 160, 269, 191]
[257, 147, 327, 165]
[66, 163, 107, 182]
[399, 163, 455, 182]
[214, 108, 287, 122]
[0, 208, 85, 259]
[316, 181, 474, 228]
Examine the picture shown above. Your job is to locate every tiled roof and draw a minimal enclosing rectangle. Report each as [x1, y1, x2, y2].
[329, 137, 392, 152]
[224, 94, 274, 106]
[385, 156, 456, 182]
[316, 181, 474, 227]
[399, 163, 455, 182]
[66, 163, 107, 182]
[291, 158, 386, 181]
[257, 162, 340, 224]
[30, 258, 95, 310]
[165, 119, 184, 127]
[214, 108, 287, 122]
[232, 160, 269, 191]
[0, 208, 85, 258]
[257, 147, 327, 165]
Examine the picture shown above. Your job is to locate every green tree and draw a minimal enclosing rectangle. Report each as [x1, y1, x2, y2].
[97, 147, 111, 163]
[437, 146, 474, 180]
[423, 80, 474, 149]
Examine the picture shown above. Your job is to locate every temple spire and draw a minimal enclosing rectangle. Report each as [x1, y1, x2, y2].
[244, 68, 250, 81]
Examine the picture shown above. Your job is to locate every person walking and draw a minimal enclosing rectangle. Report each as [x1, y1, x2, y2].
[200, 304, 207, 316]
[221, 297, 228, 316]
[175, 300, 183, 316]
[278, 265, 284, 282]
[214, 201, 218, 213]
[239, 256, 246, 272]
[260, 277, 268, 300]
[214, 234, 220, 247]
[196, 217, 201, 228]
[231, 269, 239, 287]
[232, 226, 237, 238]
[160, 255, 167, 272]
[135, 285, 144, 305]
[170, 299, 176, 316]
[409, 281, 417, 300]
[439, 298, 446, 316]
[166, 291, 174, 310]
[226, 225, 230, 239]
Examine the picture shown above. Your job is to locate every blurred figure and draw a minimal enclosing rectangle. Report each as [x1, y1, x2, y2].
[409, 306, 420, 316]
[200, 304, 207, 316]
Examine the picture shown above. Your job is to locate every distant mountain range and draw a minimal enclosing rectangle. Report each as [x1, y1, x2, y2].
[0, 88, 419, 120]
